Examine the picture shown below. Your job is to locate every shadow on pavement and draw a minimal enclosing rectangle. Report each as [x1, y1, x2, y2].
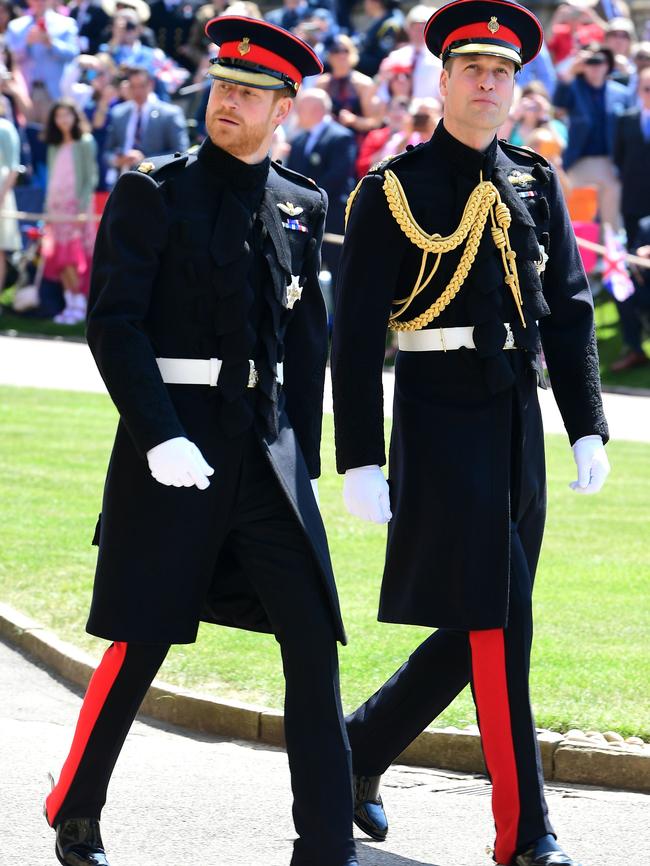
[357, 840, 440, 866]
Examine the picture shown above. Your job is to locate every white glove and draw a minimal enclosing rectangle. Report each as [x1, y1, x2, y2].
[146, 437, 215, 490]
[570, 435, 610, 495]
[343, 464, 392, 524]
[310, 478, 320, 507]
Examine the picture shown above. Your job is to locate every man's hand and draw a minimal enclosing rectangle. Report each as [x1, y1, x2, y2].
[570, 435, 610, 495]
[146, 437, 214, 490]
[343, 465, 392, 524]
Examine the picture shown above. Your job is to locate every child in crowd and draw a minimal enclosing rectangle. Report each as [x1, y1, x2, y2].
[42, 99, 97, 324]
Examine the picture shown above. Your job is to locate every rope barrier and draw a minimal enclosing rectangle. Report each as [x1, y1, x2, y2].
[0, 210, 101, 223]
[2, 212, 648, 270]
[325, 230, 650, 269]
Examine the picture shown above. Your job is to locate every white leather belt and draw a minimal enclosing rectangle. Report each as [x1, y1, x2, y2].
[156, 358, 283, 387]
[397, 323, 516, 352]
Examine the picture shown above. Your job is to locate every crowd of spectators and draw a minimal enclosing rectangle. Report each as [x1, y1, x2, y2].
[0, 0, 648, 369]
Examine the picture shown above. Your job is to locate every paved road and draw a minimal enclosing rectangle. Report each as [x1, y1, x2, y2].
[2, 639, 647, 866]
[1, 334, 649, 442]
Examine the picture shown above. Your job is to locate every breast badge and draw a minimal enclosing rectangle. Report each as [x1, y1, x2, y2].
[507, 169, 535, 186]
[285, 275, 303, 309]
[277, 201, 304, 217]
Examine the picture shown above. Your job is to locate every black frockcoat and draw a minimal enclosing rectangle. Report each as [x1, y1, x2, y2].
[85, 138, 345, 645]
[332, 121, 608, 632]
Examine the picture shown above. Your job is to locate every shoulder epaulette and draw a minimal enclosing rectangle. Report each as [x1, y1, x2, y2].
[134, 151, 190, 182]
[498, 139, 550, 168]
[271, 160, 321, 194]
[369, 141, 427, 175]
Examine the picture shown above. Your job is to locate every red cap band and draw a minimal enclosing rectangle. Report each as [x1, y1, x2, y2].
[219, 40, 302, 85]
[442, 22, 521, 53]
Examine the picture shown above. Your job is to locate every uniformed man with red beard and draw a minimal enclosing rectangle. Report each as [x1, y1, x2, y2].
[45, 17, 359, 866]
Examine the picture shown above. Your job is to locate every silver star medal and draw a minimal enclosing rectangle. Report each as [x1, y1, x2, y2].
[286, 275, 303, 309]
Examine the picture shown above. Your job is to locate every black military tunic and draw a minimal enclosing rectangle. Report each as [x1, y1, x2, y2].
[332, 120, 608, 632]
[86, 137, 345, 645]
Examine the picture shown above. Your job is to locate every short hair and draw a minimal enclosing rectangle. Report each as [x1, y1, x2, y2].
[443, 54, 517, 75]
[298, 87, 332, 113]
[327, 34, 359, 69]
[274, 84, 297, 101]
[126, 66, 153, 82]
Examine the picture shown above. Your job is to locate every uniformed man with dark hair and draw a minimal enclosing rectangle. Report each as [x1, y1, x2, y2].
[331, 2, 610, 865]
[45, 17, 359, 866]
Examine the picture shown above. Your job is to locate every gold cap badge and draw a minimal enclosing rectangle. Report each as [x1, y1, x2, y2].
[488, 16, 499, 33]
[238, 37, 251, 56]
[137, 161, 155, 174]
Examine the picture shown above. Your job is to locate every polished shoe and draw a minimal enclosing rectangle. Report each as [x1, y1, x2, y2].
[610, 349, 649, 372]
[513, 834, 582, 866]
[55, 818, 110, 866]
[353, 774, 388, 841]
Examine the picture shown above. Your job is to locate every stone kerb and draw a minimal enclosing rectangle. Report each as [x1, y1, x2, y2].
[1, 603, 648, 793]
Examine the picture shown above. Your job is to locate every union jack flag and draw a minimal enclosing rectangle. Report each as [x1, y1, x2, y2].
[602, 224, 635, 302]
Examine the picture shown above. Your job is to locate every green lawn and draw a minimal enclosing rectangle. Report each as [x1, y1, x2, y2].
[2, 293, 650, 390]
[0, 385, 648, 739]
[594, 293, 650, 391]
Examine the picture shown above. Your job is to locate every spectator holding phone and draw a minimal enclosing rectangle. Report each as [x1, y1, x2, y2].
[5, 0, 78, 100]
[554, 42, 630, 232]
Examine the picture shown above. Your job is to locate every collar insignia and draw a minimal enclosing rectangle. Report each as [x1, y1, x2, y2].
[488, 16, 499, 34]
[508, 170, 535, 186]
[277, 201, 304, 217]
[137, 161, 156, 174]
[285, 275, 303, 309]
[238, 37, 251, 56]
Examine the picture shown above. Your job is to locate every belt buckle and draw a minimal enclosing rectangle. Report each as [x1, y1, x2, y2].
[247, 359, 259, 389]
[503, 322, 515, 350]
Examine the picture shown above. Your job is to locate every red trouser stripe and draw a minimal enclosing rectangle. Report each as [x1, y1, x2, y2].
[470, 629, 520, 866]
[45, 641, 128, 826]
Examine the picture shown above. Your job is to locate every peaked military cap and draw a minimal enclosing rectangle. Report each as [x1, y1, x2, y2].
[205, 16, 323, 93]
[424, 0, 543, 70]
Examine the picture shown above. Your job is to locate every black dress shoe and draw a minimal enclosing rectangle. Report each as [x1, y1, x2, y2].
[353, 775, 388, 841]
[514, 835, 582, 866]
[55, 818, 110, 866]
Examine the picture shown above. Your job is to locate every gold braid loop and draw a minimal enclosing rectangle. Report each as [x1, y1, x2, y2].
[385, 170, 526, 331]
[389, 191, 494, 331]
[383, 169, 494, 253]
[493, 201, 511, 229]
[491, 226, 506, 249]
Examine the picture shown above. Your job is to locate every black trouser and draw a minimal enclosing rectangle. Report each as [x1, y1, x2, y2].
[346, 524, 553, 866]
[46, 436, 356, 866]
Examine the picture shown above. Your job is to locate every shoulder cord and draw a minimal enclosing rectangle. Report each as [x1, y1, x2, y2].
[379, 168, 525, 332]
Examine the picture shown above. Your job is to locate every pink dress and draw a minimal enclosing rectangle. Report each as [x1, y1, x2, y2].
[42, 142, 91, 288]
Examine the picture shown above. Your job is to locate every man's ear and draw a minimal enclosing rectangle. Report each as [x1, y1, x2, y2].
[273, 96, 293, 127]
[439, 67, 449, 99]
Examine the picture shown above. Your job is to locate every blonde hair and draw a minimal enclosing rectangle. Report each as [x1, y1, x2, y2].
[328, 34, 359, 69]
